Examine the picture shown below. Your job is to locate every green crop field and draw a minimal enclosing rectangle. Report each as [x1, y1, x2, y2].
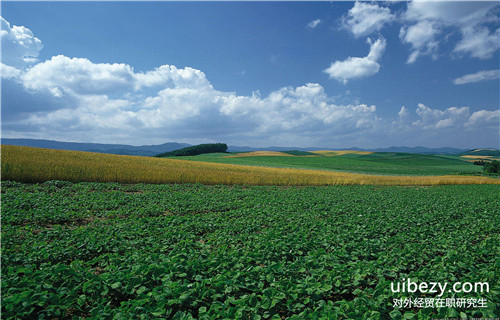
[2, 181, 499, 319]
[176, 152, 484, 176]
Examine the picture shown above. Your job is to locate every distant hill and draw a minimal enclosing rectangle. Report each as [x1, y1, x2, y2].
[228, 145, 469, 155]
[2, 138, 480, 156]
[1, 138, 190, 157]
[369, 146, 469, 155]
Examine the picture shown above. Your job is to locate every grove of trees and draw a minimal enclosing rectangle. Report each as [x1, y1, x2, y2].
[156, 143, 228, 157]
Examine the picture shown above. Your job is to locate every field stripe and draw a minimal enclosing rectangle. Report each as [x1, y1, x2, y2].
[223, 151, 296, 158]
[310, 150, 374, 156]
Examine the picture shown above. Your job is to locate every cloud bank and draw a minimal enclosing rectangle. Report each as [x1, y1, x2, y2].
[3, 55, 383, 146]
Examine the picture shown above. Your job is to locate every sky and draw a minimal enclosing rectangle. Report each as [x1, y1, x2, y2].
[1, 1, 499, 149]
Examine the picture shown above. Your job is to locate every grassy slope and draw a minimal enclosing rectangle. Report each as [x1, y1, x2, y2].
[460, 149, 500, 157]
[177, 152, 484, 176]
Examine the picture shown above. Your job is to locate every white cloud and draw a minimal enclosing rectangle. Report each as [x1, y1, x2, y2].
[19, 55, 213, 99]
[398, 106, 410, 122]
[1, 17, 43, 68]
[454, 26, 500, 59]
[307, 19, 321, 29]
[0, 63, 22, 80]
[384, 103, 499, 148]
[404, 1, 497, 26]
[401, 1, 499, 63]
[466, 110, 500, 127]
[324, 37, 386, 84]
[135, 65, 212, 90]
[220, 83, 378, 134]
[22, 55, 136, 96]
[341, 2, 395, 38]
[453, 69, 500, 85]
[399, 20, 439, 63]
[413, 103, 471, 130]
[400, 21, 436, 49]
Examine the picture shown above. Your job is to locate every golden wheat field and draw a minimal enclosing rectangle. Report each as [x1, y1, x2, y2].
[460, 155, 500, 162]
[1, 145, 499, 186]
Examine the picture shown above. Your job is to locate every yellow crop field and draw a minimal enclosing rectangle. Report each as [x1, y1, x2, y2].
[460, 155, 500, 161]
[311, 150, 373, 156]
[2, 145, 499, 186]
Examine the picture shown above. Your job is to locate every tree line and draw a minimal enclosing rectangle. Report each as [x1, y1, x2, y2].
[156, 143, 228, 157]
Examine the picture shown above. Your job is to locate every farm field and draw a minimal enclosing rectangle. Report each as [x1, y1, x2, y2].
[459, 149, 500, 162]
[2, 181, 499, 319]
[173, 151, 484, 176]
[2, 145, 499, 186]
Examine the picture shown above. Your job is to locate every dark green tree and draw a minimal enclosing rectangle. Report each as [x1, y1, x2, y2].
[156, 143, 228, 157]
[483, 160, 500, 174]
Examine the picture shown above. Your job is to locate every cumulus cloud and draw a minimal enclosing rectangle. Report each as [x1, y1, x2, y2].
[385, 103, 499, 148]
[453, 69, 500, 85]
[135, 65, 212, 90]
[466, 110, 500, 127]
[306, 19, 321, 29]
[341, 2, 395, 38]
[324, 37, 386, 84]
[1, 17, 43, 68]
[19, 55, 213, 98]
[400, 1, 499, 63]
[412, 103, 473, 130]
[22, 56, 136, 96]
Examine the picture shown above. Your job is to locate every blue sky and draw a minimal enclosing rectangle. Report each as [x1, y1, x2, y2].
[1, 1, 499, 149]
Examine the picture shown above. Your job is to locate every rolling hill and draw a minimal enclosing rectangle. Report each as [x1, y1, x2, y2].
[2, 145, 498, 185]
[1, 138, 480, 156]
